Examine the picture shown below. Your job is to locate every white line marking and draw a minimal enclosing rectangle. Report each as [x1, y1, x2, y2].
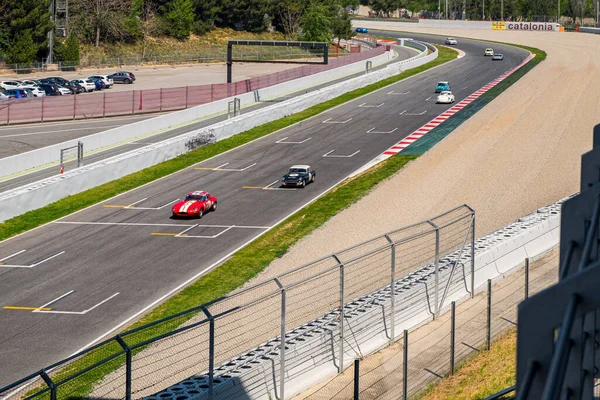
[323, 150, 361, 158]
[276, 137, 311, 144]
[0, 124, 126, 138]
[399, 110, 406, 115]
[215, 162, 229, 169]
[126, 198, 147, 207]
[461, 86, 468, 90]
[265, 180, 280, 189]
[425, 96, 432, 101]
[387, 90, 410, 95]
[83, 293, 120, 314]
[214, 162, 257, 172]
[178, 224, 198, 236]
[358, 103, 384, 108]
[322, 117, 352, 124]
[157, 199, 179, 209]
[32, 251, 66, 267]
[54, 221, 196, 227]
[401, 110, 427, 116]
[367, 127, 398, 134]
[33, 290, 76, 312]
[240, 163, 257, 171]
[37, 293, 120, 315]
[0, 250, 26, 263]
[213, 226, 235, 238]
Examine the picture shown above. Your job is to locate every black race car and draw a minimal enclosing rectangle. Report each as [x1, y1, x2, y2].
[281, 165, 316, 188]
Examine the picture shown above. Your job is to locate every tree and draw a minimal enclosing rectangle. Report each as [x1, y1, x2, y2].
[1, 0, 53, 60]
[69, 0, 132, 47]
[369, 0, 403, 16]
[6, 30, 37, 64]
[301, 2, 332, 41]
[331, 9, 355, 49]
[275, 0, 305, 38]
[163, 0, 195, 39]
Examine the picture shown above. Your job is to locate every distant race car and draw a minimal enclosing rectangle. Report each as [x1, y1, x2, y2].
[171, 191, 217, 218]
[444, 37, 458, 45]
[436, 90, 455, 104]
[492, 53, 504, 60]
[281, 165, 316, 188]
[355, 27, 368, 33]
[484, 48, 494, 56]
[435, 81, 451, 93]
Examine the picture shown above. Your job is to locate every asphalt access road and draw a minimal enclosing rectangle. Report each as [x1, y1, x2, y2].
[0, 46, 418, 193]
[0, 34, 529, 386]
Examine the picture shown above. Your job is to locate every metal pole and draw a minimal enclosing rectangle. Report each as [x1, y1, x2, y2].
[403, 330, 408, 400]
[525, 258, 530, 299]
[115, 335, 132, 400]
[185, 86, 189, 109]
[451, 301, 456, 375]
[227, 42, 233, 84]
[131, 90, 135, 115]
[354, 358, 360, 400]
[73, 92, 76, 120]
[339, 262, 345, 373]
[434, 225, 441, 319]
[159, 88, 163, 112]
[41, 96, 45, 122]
[385, 234, 396, 343]
[280, 287, 286, 400]
[470, 215, 475, 298]
[208, 318, 215, 398]
[103, 92, 106, 117]
[487, 279, 492, 350]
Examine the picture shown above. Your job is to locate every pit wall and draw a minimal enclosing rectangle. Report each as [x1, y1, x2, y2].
[353, 19, 561, 31]
[0, 48, 396, 181]
[0, 42, 435, 222]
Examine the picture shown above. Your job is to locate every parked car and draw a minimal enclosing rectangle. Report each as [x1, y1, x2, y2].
[88, 75, 114, 88]
[0, 92, 11, 100]
[444, 37, 458, 45]
[281, 165, 316, 188]
[109, 71, 136, 84]
[492, 53, 504, 61]
[435, 81, 451, 93]
[47, 76, 70, 85]
[72, 79, 96, 92]
[61, 81, 83, 94]
[0, 81, 22, 90]
[3, 89, 33, 99]
[56, 85, 74, 95]
[355, 27, 369, 33]
[19, 80, 41, 87]
[20, 86, 46, 97]
[38, 83, 63, 96]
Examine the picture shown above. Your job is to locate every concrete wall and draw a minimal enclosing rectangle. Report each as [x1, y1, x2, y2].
[353, 18, 561, 31]
[579, 26, 600, 34]
[0, 49, 394, 180]
[0, 41, 434, 222]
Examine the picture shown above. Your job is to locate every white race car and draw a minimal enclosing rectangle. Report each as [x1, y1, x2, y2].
[444, 37, 458, 45]
[484, 48, 494, 56]
[436, 90, 455, 104]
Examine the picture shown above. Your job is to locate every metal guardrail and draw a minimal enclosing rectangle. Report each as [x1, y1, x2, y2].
[0, 206, 474, 400]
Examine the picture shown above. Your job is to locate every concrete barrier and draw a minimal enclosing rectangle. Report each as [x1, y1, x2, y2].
[0, 41, 436, 222]
[0, 49, 394, 180]
[352, 19, 561, 31]
[579, 26, 600, 34]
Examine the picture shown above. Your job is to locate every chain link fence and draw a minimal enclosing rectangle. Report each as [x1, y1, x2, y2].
[306, 248, 558, 399]
[0, 206, 474, 400]
[0, 47, 385, 126]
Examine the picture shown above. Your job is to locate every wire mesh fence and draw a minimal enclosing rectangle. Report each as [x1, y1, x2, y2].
[305, 247, 559, 400]
[0, 206, 474, 400]
[0, 47, 385, 126]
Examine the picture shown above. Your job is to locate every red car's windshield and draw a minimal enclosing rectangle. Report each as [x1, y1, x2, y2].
[185, 195, 207, 201]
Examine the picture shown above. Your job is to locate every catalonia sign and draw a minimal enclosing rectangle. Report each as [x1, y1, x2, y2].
[492, 21, 557, 31]
[492, 21, 506, 30]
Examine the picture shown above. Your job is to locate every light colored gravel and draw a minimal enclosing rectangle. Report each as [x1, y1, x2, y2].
[249, 29, 599, 285]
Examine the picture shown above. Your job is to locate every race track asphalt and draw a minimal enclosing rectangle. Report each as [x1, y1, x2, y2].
[0, 46, 417, 193]
[0, 33, 529, 386]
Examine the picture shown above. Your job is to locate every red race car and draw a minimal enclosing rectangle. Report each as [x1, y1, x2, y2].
[171, 191, 217, 218]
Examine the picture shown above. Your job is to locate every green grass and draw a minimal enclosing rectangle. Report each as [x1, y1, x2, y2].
[10, 45, 456, 398]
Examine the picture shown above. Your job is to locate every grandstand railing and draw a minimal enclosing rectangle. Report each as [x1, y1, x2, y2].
[0, 205, 474, 400]
[0, 47, 385, 126]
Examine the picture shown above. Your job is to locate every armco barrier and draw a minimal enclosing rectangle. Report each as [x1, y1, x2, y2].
[0, 41, 435, 222]
[0, 47, 394, 181]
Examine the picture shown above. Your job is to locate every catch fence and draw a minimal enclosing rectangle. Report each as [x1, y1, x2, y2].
[0, 205, 474, 400]
[0, 47, 385, 126]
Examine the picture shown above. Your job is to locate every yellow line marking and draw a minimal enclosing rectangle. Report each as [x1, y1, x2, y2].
[194, 167, 221, 171]
[103, 205, 134, 209]
[151, 233, 189, 236]
[242, 186, 266, 189]
[4, 306, 52, 311]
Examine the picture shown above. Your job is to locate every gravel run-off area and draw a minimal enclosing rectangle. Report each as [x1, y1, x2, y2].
[249, 28, 600, 285]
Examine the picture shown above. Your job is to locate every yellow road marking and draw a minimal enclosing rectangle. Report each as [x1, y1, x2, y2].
[4, 306, 52, 311]
[151, 233, 188, 237]
[103, 205, 134, 209]
[242, 186, 266, 189]
[194, 167, 221, 171]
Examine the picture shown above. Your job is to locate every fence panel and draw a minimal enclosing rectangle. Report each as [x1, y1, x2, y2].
[74, 94, 105, 119]
[43, 96, 76, 121]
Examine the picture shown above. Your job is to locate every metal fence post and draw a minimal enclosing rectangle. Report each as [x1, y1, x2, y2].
[159, 88, 163, 112]
[39, 370, 57, 400]
[450, 301, 456, 375]
[77, 141, 83, 168]
[6, 102, 9, 125]
[429, 221, 441, 319]
[384, 234, 396, 343]
[333, 254, 345, 373]
[185, 86, 189, 109]
[525, 257, 530, 299]
[470, 215, 476, 298]
[487, 279, 492, 351]
[103, 92, 106, 117]
[41, 96, 45, 122]
[274, 278, 286, 400]
[115, 335, 132, 400]
[403, 330, 408, 400]
[354, 358, 360, 400]
[73, 93, 76, 120]
[201, 306, 215, 399]
[131, 91, 135, 115]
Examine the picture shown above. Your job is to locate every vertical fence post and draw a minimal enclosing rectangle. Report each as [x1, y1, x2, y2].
[210, 84, 214, 102]
[487, 279, 492, 351]
[73, 92, 76, 120]
[333, 254, 345, 373]
[384, 234, 396, 343]
[450, 301, 456, 375]
[41, 96, 45, 123]
[428, 220, 441, 319]
[6, 102, 9, 125]
[201, 306, 215, 399]
[470, 214, 476, 298]
[354, 358, 360, 400]
[525, 257, 530, 299]
[159, 88, 163, 112]
[131, 90, 135, 115]
[103, 92, 106, 117]
[273, 278, 286, 400]
[403, 330, 408, 400]
[40, 370, 57, 400]
[115, 335, 132, 400]
[185, 86, 189, 109]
